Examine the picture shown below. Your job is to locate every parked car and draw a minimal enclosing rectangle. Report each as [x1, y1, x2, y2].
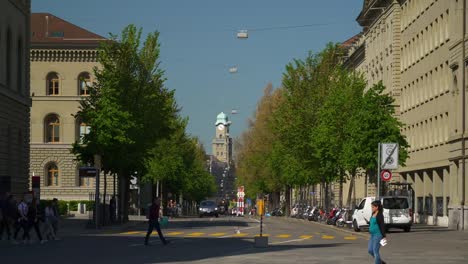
[352, 196, 412, 232]
[199, 200, 219, 218]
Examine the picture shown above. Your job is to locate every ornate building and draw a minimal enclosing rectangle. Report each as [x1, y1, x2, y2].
[212, 112, 232, 163]
[0, 0, 31, 196]
[346, 0, 468, 228]
[29, 13, 115, 201]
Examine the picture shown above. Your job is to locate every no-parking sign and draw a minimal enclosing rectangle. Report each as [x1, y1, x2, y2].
[381, 170, 392, 182]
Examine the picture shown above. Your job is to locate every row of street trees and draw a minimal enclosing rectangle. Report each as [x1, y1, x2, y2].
[73, 25, 215, 222]
[235, 44, 409, 213]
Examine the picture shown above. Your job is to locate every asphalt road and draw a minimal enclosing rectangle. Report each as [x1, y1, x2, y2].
[1, 216, 467, 264]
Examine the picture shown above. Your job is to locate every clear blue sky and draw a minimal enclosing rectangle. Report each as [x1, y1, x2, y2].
[32, 0, 362, 153]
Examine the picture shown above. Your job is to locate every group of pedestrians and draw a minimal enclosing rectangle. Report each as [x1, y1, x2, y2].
[0, 193, 60, 245]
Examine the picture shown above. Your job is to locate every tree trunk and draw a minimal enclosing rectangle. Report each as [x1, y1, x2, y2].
[325, 182, 330, 211]
[285, 186, 291, 216]
[118, 172, 130, 223]
[339, 172, 344, 208]
[347, 171, 355, 209]
[103, 170, 107, 225]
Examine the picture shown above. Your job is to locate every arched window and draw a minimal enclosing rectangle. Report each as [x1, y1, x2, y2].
[46, 163, 59, 186]
[78, 72, 91, 96]
[47, 72, 60, 95]
[45, 114, 60, 143]
[76, 117, 90, 142]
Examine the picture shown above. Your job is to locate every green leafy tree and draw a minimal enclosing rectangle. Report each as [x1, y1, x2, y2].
[73, 25, 179, 221]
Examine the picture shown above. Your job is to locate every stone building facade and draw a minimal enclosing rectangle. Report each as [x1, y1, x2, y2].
[345, 0, 468, 228]
[0, 0, 31, 197]
[29, 13, 115, 201]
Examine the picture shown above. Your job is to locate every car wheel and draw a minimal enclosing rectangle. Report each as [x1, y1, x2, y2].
[353, 220, 361, 232]
[199, 215, 203, 218]
[404, 226, 411, 232]
[215, 214, 219, 218]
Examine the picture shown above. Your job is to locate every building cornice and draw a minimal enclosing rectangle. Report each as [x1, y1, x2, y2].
[8, 0, 30, 16]
[32, 96, 86, 102]
[31, 48, 98, 62]
[357, 0, 397, 29]
[30, 143, 73, 149]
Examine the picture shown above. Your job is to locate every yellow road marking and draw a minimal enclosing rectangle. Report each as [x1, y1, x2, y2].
[187, 232, 205, 237]
[299, 235, 313, 239]
[254, 234, 269, 237]
[121, 231, 142, 235]
[276, 234, 291, 238]
[209, 233, 226, 237]
[233, 233, 248, 237]
[344, 236, 358, 240]
[322, 235, 335, 240]
[167, 232, 184, 236]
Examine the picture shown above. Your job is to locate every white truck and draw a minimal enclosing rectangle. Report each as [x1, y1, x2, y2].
[352, 196, 413, 232]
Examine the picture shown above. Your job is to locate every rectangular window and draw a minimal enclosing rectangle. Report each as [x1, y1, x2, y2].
[50, 31, 64, 37]
[425, 196, 433, 215]
[436, 197, 444, 216]
[417, 197, 423, 214]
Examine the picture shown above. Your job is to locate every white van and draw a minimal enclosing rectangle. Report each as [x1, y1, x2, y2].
[352, 196, 413, 232]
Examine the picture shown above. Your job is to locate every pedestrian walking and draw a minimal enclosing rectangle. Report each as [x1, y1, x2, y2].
[27, 198, 46, 244]
[48, 198, 60, 240]
[13, 197, 30, 244]
[367, 200, 387, 264]
[44, 202, 56, 240]
[144, 197, 169, 246]
[109, 196, 116, 223]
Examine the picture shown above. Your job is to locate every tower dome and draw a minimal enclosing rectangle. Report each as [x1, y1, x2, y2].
[215, 112, 229, 126]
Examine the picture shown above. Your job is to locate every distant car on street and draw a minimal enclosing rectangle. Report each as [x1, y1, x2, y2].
[199, 200, 219, 218]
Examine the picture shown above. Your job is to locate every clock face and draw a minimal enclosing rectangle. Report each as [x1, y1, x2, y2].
[217, 124, 225, 131]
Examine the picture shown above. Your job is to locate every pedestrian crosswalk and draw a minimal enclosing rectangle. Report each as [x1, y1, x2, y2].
[118, 230, 362, 241]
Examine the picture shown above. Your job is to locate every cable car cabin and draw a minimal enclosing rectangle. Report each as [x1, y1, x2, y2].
[237, 30, 248, 39]
[229, 67, 238, 73]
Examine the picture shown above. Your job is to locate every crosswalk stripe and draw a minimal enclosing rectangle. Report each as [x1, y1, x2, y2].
[299, 235, 313, 239]
[209, 233, 226, 237]
[276, 234, 291, 238]
[187, 232, 205, 237]
[344, 236, 358, 240]
[322, 235, 335, 240]
[167, 232, 184, 236]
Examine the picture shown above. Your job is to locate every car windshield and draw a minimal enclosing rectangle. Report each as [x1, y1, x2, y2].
[201, 201, 215, 207]
[383, 198, 409, 209]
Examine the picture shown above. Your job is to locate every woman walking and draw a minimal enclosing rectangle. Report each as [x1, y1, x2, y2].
[368, 200, 387, 264]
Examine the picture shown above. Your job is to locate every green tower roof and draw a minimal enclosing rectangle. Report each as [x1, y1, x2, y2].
[215, 112, 229, 126]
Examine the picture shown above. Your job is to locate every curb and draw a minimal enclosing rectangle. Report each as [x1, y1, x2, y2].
[270, 216, 370, 239]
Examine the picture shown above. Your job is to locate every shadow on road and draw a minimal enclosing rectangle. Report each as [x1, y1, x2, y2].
[0, 234, 349, 264]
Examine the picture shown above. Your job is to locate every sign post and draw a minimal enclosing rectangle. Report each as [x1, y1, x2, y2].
[237, 186, 245, 216]
[94, 155, 101, 229]
[254, 194, 268, 248]
[378, 143, 399, 198]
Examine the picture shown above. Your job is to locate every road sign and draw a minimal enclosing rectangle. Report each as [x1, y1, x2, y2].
[381, 143, 399, 169]
[381, 170, 392, 182]
[79, 167, 98, 177]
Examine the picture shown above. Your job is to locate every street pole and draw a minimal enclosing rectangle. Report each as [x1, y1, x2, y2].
[94, 154, 101, 229]
[377, 143, 381, 199]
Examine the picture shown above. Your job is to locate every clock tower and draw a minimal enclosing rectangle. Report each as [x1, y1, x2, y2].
[212, 112, 232, 163]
